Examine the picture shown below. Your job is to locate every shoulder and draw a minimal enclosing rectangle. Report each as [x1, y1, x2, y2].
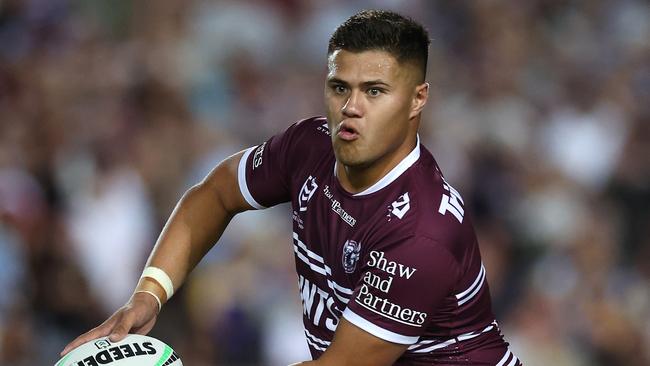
[372, 146, 474, 262]
[285, 115, 331, 144]
[288, 115, 332, 166]
[276, 115, 332, 159]
[414, 147, 468, 232]
[297, 115, 330, 133]
[254, 115, 332, 171]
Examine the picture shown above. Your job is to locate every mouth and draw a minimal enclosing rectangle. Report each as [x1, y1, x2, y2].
[336, 121, 359, 141]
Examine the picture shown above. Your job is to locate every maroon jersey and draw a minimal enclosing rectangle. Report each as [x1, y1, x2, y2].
[238, 117, 521, 365]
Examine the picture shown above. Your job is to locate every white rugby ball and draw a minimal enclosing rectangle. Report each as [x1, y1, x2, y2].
[55, 334, 182, 366]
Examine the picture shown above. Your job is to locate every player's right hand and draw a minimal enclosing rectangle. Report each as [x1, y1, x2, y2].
[60, 292, 160, 356]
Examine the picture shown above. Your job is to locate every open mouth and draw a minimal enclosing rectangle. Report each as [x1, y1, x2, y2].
[337, 122, 359, 141]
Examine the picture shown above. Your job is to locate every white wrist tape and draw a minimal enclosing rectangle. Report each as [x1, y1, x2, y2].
[135, 290, 162, 313]
[141, 266, 174, 300]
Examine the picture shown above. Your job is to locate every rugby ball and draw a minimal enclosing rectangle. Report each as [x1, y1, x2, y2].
[55, 334, 182, 366]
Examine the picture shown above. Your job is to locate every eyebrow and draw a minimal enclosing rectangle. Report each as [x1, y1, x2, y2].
[327, 78, 391, 88]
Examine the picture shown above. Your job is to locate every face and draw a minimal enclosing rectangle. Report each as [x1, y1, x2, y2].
[325, 49, 428, 170]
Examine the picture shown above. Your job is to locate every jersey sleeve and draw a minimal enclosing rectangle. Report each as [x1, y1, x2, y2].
[342, 236, 459, 344]
[237, 122, 300, 209]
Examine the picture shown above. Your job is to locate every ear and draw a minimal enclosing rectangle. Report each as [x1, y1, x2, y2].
[409, 82, 429, 119]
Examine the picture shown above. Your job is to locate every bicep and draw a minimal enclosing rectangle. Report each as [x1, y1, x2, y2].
[311, 318, 408, 366]
[200, 149, 255, 215]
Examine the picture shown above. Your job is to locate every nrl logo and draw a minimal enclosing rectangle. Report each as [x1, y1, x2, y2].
[342, 240, 362, 273]
[298, 176, 318, 212]
[94, 339, 111, 350]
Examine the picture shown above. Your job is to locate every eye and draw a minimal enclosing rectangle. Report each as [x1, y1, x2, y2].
[332, 85, 347, 95]
[367, 88, 383, 97]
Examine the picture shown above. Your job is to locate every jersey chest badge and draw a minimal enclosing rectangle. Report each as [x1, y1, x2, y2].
[298, 176, 318, 212]
[342, 240, 362, 273]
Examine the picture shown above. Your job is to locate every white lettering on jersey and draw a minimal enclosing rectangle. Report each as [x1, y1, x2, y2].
[390, 192, 411, 219]
[438, 180, 464, 223]
[299, 176, 318, 212]
[298, 275, 341, 331]
[317, 122, 331, 136]
[367, 251, 417, 279]
[323, 185, 356, 227]
[356, 251, 426, 327]
[355, 284, 427, 327]
[324, 297, 339, 331]
[363, 271, 393, 293]
[252, 142, 266, 170]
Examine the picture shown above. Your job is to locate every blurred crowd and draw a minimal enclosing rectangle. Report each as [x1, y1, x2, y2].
[1, 0, 649, 365]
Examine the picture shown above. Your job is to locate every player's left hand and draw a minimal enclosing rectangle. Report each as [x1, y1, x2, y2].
[60, 292, 159, 356]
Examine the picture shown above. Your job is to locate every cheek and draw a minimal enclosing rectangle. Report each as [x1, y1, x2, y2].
[371, 97, 409, 124]
[325, 95, 342, 114]
[327, 97, 339, 109]
[368, 99, 410, 139]
[378, 91, 410, 111]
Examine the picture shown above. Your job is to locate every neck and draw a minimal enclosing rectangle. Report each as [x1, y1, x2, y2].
[336, 135, 418, 194]
[337, 165, 383, 194]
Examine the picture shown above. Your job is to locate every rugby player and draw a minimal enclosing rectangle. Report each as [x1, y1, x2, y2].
[63, 10, 521, 365]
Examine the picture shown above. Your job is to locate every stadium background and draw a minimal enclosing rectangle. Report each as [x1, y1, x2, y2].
[1, 0, 649, 365]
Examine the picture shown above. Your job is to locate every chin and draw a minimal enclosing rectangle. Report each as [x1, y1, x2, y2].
[336, 151, 370, 168]
[338, 157, 362, 167]
[334, 149, 359, 167]
[333, 141, 373, 168]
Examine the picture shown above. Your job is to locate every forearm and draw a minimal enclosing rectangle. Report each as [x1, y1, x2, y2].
[134, 152, 250, 303]
[142, 184, 232, 291]
[61, 153, 251, 355]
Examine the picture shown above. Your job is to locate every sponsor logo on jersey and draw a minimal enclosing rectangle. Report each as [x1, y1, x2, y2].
[317, 122, 331, 136]
[389, 192, 410, 220]
[323, 185, 356, 227]
[342, 240, 361, 273]
[299, 176, 318, 212]
[367, 251, 417, 279]
[252, 142, 266, 170]
[438, 180, 464, 223]
[354, 251, 426, 327]
[292, 210, 305, 229]
[298, 275, 342, 332]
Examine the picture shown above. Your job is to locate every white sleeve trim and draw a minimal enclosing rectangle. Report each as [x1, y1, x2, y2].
[237, 146, 266, 210]
[342, 308, 420, 345]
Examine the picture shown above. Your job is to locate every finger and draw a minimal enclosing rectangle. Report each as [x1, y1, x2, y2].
[132, 315, 157, 336]
[61, 317, 119, 356]
[62, 322, 115, 355]
[108, 311, 136, 342]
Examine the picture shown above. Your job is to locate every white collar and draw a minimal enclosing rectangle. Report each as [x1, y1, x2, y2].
[334, 135, 421, 196]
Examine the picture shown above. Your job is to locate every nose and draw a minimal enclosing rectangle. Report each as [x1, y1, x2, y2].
[341, 91, 363, 118]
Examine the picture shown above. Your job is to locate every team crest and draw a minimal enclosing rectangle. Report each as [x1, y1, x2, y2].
[298, 176, 318, 212]
[342, 240, 362, 273]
